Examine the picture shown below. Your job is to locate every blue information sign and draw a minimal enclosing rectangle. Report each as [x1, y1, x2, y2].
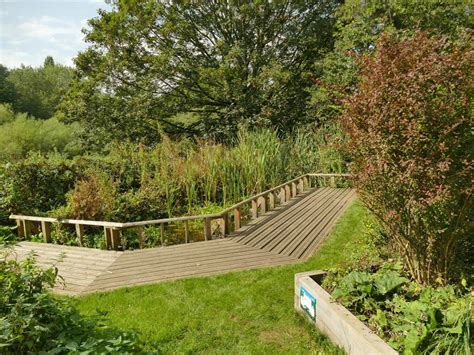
[300, 286, 317, 321]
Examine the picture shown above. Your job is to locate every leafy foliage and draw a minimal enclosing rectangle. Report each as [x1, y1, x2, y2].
[324, 264, 473, 354]
[0, 249, 139, 353]
[61, 0, 340, 142]
[0, 153, 79, 224]
[0, 65, 16, 106]
[308, 0, 473, 125]
[5, 58, 73, 119]
[0, 104, 83, 161]
[342, 31, 473, 285]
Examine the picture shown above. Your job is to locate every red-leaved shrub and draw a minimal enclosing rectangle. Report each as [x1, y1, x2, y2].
[342, 31, 473, 285]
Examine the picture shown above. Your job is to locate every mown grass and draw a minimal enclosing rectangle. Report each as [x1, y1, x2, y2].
[73, 199, 375, 353]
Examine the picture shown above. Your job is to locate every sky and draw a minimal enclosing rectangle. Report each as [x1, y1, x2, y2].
[0, 0, 111, 68]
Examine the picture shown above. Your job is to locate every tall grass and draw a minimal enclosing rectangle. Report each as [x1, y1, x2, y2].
[4, 127, 346, 224]
[118, 127, 347, 217]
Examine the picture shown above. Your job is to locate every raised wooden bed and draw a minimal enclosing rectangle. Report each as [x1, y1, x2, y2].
[294, 270, 397, 355]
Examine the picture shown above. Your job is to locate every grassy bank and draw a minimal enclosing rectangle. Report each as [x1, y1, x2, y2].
[73, 199, 376, 353]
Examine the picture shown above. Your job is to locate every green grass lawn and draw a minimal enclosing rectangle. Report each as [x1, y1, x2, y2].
[73, 199, 375, 354]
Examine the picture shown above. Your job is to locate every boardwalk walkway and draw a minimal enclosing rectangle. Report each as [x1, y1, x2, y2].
[13, 187, 355, 295]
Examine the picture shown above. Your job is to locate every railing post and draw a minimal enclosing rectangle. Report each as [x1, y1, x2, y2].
[160, 223, 165, 246]
[297, 178, 304, 193]
[251, 199, 258, 219]
[75, 224, 84, 246]
[220, 212, 229, 236]
[234, 207, 241, 231]
[20, 220, 35, 238]
[280, 187, 286, 204]
[291, 182, 297, 197]
[204, 217, 212, 240]
[104, 227, 112, 249]
[330, 176, 336, 187]
[41, 221, 51, 243]
[184, 221, 189, 243]
[268, 192, 275, 210]
[258, 195, 266, 215]
[303, 176, 309, 190]
[137, 226, 145, 249]
[111, 228, 121, 250]
[15, 220, 25, 239]
[285, 184, 291, 200]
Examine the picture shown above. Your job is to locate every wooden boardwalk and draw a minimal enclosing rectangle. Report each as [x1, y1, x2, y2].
[13, 187, 355, 295]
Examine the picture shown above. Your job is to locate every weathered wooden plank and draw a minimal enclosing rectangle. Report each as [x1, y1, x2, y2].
[233, 208, 241, 231]
[251, 199, 258, 219]
[238, 188, 332, 248]
[137, 227, 145, 249]
[268, 192, 275, 210]
[252, 189, 343, 252]
[204, 217, 212, 240]
[258, 195, 266, 215]
[220, 212, 230, 236]
[41, 221, 51, 243]
[285, 184, 291, 201]
[75, 224, 84, 246]
[276, 189, 352, 257]
[184, 221, 190, 243]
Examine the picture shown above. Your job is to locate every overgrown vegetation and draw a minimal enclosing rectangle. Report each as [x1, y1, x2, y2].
[323, 264, 473, 354]
[1, 128, 345, 225]
[0, 247, 139, 353]
[0, 104, 82, 160]
[342, 31, 473, 285]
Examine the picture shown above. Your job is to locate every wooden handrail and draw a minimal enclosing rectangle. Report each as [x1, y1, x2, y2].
[9, 173, 350, 249]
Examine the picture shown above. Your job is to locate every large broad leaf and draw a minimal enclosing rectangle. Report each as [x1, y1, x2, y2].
[374, 271, 408, 296]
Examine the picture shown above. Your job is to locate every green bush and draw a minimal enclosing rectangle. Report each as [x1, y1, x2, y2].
[0, 249, 139, 353]
[0, 104, 16, 125]
[0, 110, 83, 161]
[0, 153, 79, 223]
[324, 263, 473, 354]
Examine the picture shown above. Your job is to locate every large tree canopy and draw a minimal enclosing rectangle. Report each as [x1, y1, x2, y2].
[308, 0, 473, 124]
[62, 0, 340, 143]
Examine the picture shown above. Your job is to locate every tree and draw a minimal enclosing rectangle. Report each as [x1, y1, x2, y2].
[342, 31, 473, 285]
[61, 0, 340, 143]
[0, 64, 16, 105]
[7, 58, 73, 119]
[308, 0, 474, 124]
[44, 56, 55, 67]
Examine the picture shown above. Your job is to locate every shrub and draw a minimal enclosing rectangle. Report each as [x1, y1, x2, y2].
[342, 31, 473, 285]
[66, 173, 118, 220]
[0, 153, 79, 223]
[0, 249, 139, 353]
[0, 108, 83, 161]
[0, 103, 16, 125]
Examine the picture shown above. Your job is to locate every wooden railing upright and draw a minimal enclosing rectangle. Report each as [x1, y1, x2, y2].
[9, 173, 350, 250]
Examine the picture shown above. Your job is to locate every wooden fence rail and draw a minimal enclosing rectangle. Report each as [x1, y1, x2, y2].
[10, 173, 351, 250]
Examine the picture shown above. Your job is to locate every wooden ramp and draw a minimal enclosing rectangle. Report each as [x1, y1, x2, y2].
[13, 188, 355, 295]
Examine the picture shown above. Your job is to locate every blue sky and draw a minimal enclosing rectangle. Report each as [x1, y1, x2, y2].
[0, 0, 111, 68]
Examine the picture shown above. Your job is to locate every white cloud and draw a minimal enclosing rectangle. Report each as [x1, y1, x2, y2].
[0, 50, 37, 68]
[18, 16, 80, 41]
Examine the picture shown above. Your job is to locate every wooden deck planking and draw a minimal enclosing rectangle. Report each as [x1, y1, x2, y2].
[13, 188, 355, 295]
[246, 188, 344, 253]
